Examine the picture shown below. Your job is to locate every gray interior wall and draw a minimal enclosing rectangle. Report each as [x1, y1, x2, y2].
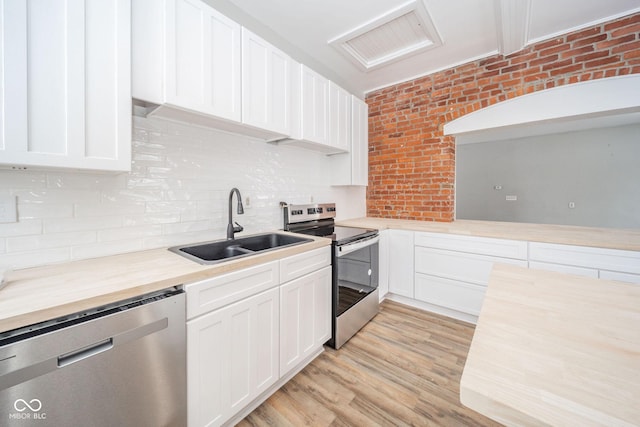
[455, 124, 640, 229]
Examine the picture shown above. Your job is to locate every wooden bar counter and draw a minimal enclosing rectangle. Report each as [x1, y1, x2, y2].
[460, 264, 640, 426]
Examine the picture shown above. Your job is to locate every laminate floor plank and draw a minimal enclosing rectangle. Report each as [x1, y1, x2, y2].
[237, 300, 501, 427]
[346, 328, 458, 392]
[313, 353, 420, 408]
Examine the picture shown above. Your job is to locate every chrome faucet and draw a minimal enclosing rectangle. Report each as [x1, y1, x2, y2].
[227, 188, 244, 240]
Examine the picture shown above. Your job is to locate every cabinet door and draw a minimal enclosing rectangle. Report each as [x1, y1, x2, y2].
[300, 65, 329, 145]
[378, 230, 390, 301]
[279, 246, 331, 284]
[351, 95, 369, 186]
[528, 260, 598, 278]
[165, 0, 241, 121]
[415, 273, 486, 316]
[329, 82, 351, 152]
[187, 287, 279, 427]
[415, 231, 527, 260]
[388, 230, 414, 298]
[331, 94, 368, 186]
[241, 28, 291, 136]
[599, 270, 640, 285]
[187, 303, 227, 427]
[280, 266, 331, 376]
[185, 260, 278, 319]
[529, 242, 640, 275]
[0, 0, 131, 172]
[415, 247, 527, 286]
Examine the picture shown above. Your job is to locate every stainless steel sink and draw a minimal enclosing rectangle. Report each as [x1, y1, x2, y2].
[169, 233, 313, 264]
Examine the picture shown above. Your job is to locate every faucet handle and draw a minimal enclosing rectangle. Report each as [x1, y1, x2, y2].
[233, 222, 244, 233]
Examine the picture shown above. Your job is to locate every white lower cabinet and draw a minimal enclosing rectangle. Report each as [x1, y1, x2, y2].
[187, 287, 279, 427]
[529, 242, 640, 284]
[280, 266, 332, 376]
[384, 229, 640, 324]
[377, 229, 390, 301]
[185, 246, 331, 427]
[388, 230, 414, 298]
[414, 247, 527, 317]
[414, 247, 528, 286]
[599, 270, 640, 284]
[527, 260, 599, 278]
[414, 274, 486, 316]
[279, 246, 332, 284]
[411, 232, 527, 320]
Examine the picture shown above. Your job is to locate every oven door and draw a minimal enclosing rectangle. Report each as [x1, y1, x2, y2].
[334, 235, 379, 317]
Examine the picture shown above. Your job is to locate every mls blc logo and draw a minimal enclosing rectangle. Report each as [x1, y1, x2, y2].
[14, 399, 42, 412]
[9, 398, 46, 420]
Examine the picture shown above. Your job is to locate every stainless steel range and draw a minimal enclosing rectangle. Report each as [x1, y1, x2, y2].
[283, 203, 379, 349]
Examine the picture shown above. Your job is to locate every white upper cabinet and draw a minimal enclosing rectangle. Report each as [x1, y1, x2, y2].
[0, 0, 131, 172]
[169, 0, 241, 121]
[241, 28, 291, 137]
[351, 96, 369, 186]
[331, 95, 369, 186]
[329, 82, 352, 153]
[300, 65, 330, 145]
[133, 0, 366, 152]
[133, 0, 241, 122]
[284, 64, 355, 154]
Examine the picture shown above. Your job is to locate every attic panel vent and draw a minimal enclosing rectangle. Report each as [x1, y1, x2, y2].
[329, 0, 442, 72]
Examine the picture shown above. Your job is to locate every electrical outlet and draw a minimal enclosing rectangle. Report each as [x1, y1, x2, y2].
[493, 185, 502, 190]
[0, 195, 17, 223]
[568, 201, 576, 209]
[506, 195, 517, 201]
[310, 195, 314, 203]
[244, 196, 251, 208]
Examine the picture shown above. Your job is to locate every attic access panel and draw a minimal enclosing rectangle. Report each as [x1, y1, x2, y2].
[328, 0, 443, 72]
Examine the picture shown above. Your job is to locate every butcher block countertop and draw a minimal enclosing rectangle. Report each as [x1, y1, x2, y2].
[0, 232, 330, 334]
[337, 218, 640, 252]
[460, 263, 640, 426]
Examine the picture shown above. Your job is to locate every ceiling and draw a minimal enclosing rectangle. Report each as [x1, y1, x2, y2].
[225, 0, 640, 96]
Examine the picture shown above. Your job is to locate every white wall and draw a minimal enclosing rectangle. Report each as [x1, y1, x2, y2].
[0, 116, 366, 269]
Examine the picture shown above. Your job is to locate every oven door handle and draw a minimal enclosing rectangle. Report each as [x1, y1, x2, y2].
[337, 235, 379, 257]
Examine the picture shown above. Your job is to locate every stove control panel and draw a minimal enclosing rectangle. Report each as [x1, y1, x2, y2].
[284, 203, 336, 225]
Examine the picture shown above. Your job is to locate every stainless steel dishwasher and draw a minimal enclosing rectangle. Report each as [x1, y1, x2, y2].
[0, 287, 186, 426]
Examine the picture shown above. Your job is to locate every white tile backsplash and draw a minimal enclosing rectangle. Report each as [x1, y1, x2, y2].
[0, 116, 366, 269]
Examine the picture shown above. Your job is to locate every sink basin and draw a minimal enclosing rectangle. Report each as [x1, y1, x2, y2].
[169, 233, 313, 264]
[177, 243, 253, 262]
[235, 233, 312, 252]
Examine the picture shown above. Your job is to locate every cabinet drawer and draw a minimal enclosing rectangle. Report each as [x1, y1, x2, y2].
[414, 232, 527, 260]
[599, 270, 640, 285]
[185, 261, 279, 319]
[528, 261, 598, 279]
[415, 273, 486, 316]
[279, 246, 331, 283]
[529, 243, 640, 275]
[415, 247, 527, 287]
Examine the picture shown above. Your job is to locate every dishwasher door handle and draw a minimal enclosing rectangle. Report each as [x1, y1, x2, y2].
[58, 338, 113, 368]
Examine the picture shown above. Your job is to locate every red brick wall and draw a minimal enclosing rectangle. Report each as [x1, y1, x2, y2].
[366, 13, 640, 221]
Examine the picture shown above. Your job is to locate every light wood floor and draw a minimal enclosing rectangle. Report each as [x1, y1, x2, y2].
[237, 300, 502, 426]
